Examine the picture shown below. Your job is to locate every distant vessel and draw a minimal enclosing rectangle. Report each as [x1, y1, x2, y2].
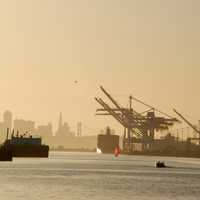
[155, 161, 166, 168]
[3, 130, 49, 158]
[97, 127, 120, 154]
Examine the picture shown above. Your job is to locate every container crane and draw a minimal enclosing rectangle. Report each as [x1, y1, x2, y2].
[95, 86, 178, 152]
[173, 109, 200, 143]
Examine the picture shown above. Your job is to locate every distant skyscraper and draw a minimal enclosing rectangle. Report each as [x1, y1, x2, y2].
[3, 110, 12, 132]
[58, 112, 62, 132]
[55, 112, 75, 137]
[77, 122, 82, 136]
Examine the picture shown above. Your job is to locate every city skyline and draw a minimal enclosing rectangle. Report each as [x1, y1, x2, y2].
[0, 109, 97, 149]
[0, 110, 76, 137]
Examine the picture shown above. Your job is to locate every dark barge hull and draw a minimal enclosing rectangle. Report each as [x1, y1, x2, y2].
[0, 148, 13, 161]
[6, 145, 49, 157]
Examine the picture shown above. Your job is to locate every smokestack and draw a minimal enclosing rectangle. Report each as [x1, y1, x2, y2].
[6, 128, 9, 140]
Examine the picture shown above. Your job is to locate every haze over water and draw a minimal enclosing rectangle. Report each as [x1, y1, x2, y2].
[0, 152, 200, 200]
[0, 0, 200, 133]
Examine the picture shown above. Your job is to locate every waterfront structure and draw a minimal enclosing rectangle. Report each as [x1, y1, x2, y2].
[3, 110, 12, 132]
[95, 87, 200, 157]
[0, 110, 13, 141]
[95, 86, 178, 153]
[36, 123, 53, 137]
[13, 119, 35, 134]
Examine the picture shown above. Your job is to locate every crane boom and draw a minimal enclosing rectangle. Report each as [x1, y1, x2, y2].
[131, 95, 178, 120]
[173, 108, 200, 135]
[100, 86, 141, 117]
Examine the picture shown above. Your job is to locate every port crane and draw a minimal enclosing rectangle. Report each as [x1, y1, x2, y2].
[95, 86, 178, 152]
[173, 109, 200, 143]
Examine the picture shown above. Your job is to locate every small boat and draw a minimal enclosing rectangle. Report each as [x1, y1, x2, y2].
[155, 161, 166, 168]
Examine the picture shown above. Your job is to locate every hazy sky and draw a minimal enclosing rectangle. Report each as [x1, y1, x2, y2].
[0, 0, 200, 134]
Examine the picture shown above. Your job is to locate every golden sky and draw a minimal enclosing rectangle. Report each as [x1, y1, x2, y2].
[0, 0, 199, 134]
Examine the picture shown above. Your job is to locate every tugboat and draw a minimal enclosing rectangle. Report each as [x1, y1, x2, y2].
[3, 129, 49, 158]
[155, 161, 166, 168]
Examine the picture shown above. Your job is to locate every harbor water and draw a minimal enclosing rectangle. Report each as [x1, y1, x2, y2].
[0, 152, 200, 200]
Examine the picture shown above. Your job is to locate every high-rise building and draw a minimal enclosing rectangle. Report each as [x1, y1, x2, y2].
[55, 112, 75, 137]
[14, 119, 35, 134]
[77, 122, 82, 136]
[36, 123, 53, 137]
[58, 112, 62, 132]
[3, 110, 12, 132]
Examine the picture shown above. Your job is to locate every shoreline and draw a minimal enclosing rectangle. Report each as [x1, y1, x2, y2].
[50, 149, 200, 159]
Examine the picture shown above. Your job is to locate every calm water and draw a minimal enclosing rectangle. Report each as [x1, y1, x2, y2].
[0, 152, 200, 200]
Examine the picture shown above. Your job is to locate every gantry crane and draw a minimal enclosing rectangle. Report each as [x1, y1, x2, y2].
[173, 109, 200, 144]
[95, 86, 178, 152]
